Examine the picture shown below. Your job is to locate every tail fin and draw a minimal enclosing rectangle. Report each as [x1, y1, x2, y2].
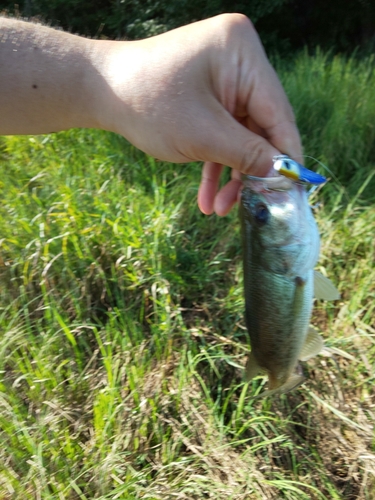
[249, 372, 305, 400]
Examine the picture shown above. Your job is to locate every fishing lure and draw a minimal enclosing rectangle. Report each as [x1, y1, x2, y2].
[273, 155, 326, 185]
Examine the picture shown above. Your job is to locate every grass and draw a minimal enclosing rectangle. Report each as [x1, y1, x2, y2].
[277, 49, 375, 194]
[0, 51, 375, 499]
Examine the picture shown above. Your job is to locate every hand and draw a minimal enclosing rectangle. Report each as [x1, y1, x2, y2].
[100, 14, 302, 215]
[0, 14, 301, 216]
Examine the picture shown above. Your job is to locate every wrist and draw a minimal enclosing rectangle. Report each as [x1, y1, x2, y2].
[85, 39, 135, 136]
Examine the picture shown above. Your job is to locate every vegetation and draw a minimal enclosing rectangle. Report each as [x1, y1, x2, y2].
[1, 0, 374, 53]
[1, 52, 375, 499]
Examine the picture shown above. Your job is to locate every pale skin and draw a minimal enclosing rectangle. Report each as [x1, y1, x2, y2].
[0, 14, 302, 216]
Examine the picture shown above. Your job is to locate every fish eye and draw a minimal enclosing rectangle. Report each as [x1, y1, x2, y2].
[254, 203, 269, 225]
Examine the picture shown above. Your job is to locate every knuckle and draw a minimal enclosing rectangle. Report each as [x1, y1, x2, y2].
[215, 13, 255, 38]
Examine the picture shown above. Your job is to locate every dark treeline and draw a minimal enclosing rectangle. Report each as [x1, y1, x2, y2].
[1, 0, 374, 54]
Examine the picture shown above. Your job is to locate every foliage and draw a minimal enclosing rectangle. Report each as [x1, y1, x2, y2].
[1, 0, 374, 53]
[1, 51, 375, 499]
[1, 0, 288, 39]
[276, 50, 375, 189]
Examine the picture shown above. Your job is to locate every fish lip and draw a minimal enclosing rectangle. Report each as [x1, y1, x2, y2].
[242, 174, 295, 192]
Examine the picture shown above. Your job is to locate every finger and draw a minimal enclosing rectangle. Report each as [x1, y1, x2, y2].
[212, 16, 302, 165]
[194, 102, 280, 176]
[237, 111, 265, 138]
[242, 56, 302, 160]
[264, 119, 303, 162]
[213, 178, 242, 216]
[197, 162, 223, 214]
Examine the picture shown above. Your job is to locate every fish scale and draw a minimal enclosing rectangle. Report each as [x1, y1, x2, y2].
[244, 260, 313, 384]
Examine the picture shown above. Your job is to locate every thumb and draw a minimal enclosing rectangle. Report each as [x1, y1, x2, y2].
[192, 91, 302, 176]
[196, 109, 279, 176]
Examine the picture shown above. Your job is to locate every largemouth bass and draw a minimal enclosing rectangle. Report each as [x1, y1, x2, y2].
[240, 175, 339, 396]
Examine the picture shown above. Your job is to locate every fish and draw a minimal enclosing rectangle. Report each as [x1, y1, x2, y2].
[273, 154, 326, 185]
[240, 174, 339, 397]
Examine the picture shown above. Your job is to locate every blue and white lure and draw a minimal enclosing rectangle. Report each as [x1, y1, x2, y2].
[273, 155, 326, 185]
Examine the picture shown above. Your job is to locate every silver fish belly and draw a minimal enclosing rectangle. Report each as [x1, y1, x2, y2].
[240, 175, 322, 394]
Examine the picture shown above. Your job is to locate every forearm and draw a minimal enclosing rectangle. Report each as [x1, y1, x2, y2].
[0, 17, 113, 135]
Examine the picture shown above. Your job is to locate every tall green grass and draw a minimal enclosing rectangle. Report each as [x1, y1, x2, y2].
[277, 50, 375, 196]
[0, 52, 374, 499]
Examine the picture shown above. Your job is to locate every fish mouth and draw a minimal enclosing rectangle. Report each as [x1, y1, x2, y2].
[242, 175, 294, 192]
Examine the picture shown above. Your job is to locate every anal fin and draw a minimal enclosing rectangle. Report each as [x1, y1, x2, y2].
[245, 351, 261, 382]
[299, 326, 324, 361]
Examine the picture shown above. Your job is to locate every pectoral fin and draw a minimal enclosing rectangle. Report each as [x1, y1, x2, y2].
[314, 271, 340, 300]
[299, 326, 324, 361]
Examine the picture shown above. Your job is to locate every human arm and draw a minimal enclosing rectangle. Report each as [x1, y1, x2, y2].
[0, 14, 302, 215]
[0, 17, 109, 134]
